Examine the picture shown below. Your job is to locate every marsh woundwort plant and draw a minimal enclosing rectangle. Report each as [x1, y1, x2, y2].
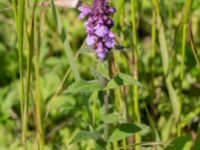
[78, 0, 116, 60]
[9, 0, 198, 149]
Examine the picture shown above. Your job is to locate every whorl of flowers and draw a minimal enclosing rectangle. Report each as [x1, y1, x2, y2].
[78, 0, 116, 60]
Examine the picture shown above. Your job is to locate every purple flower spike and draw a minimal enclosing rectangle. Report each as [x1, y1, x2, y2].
[78, 0, 116, 60]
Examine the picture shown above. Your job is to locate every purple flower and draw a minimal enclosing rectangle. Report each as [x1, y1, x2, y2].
[105, 36, 115, 48]
[78, 0, 116, 60]
[86, 35, 96, 45]
[96, 42, 108, 60]
[78, 6, 91, 19]
[94, 25, 108, 37]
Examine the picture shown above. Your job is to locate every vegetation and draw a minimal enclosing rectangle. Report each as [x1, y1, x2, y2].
[0, 0, 200, 149]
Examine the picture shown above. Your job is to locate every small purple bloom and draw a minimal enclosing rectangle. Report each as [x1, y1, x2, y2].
[108, 31, 115, 38]
[108, 8, 116, 14]
[105, 37, 115, 48]
[86, 35, 96, 46]
[78, 0, 116, 60]
[97, 51, 107, 60]
[96, 42, 108, 60]
[94, 25, 108, 37]
[78, 6, 91, 19]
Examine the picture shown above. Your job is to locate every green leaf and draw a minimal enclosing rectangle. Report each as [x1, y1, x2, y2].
[114, 45, 127, 50]
[181, 110, 200, 128]
[165, 134, 191, 150]
[65, 80, 102, 93]
[102, 113, 125, 124]
[69, 131, 102, 144]
[166, 77, 180, 121]
[96, 61, 110, 79]
[108, 123, 141, 142]
[78, 46, 93, 53]
[104, 72, 142, 90]
[65, 73, 142, 94]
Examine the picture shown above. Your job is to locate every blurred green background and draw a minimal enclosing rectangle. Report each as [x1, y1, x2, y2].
[0, 0, 200, 149]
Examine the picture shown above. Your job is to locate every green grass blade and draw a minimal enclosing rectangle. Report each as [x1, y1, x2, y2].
[50, 0, 81, 81]
[153, 0, 180, 122]
[161, 24, 180, 121]
[113, 0, 125, 30]
[166, 77, 180, 121]
[158, 20, 169, 75]
[17, 0, 26, 146]
[144, 104, 161, 149]
[11, 0, 18, 23]
[189, 22, 200, 66]
[150, 4, 156, 104]
[29, 1, 45, 149]
[178, 0, 192, 136]
[131, 0, 140, 149]
[158, 18, 180, 120]
[34, 22, 45, 150]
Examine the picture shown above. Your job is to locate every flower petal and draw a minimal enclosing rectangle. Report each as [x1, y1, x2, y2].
[95, 25, 108, 37]
[86, 35, 96, 46]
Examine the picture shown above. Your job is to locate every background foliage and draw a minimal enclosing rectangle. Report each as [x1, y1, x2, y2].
[0, 0, 200, 149]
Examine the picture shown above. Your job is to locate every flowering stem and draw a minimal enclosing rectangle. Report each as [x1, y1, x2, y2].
[131, 0, 140, 148]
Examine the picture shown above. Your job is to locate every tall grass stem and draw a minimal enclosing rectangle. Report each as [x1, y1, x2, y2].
[131, 0, 140, 149]
[17, 0, 26, 147]
[178, 0, 192, 136]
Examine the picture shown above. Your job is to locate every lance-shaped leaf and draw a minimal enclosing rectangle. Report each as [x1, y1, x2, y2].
[65, 80, 102, 93]
[108, 123, 141, 142]
[104, 72, 142, 90]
